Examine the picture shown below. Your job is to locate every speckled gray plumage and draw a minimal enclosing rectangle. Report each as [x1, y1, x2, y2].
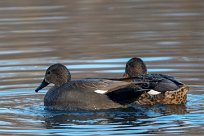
[35, 64, 148, 110]
[43, 79, 146, 110]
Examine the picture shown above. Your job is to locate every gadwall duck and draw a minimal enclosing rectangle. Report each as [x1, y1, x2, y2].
[123, 57, 189, 105]
[35, 63, 153, 110]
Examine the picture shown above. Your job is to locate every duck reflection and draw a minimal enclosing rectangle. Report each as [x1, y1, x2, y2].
[43, 104, 187, 129]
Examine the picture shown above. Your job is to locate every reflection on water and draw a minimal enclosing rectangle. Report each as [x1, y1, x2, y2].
[0, 0, 204, 135]
[44, 105, 188, 128]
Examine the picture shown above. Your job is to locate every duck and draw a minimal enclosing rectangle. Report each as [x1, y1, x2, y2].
[122, 57, 189, 105]
[35, 63, 152, 111]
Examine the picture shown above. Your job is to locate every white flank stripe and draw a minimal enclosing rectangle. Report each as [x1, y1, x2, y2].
[94, 90, 108, 94]
[147, 89, 161, 95]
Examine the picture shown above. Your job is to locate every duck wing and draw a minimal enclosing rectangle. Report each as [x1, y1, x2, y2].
[106, 84, 148, 105]
[89, 74, 183, 93]
[128, 74, 182, 92]
[157, 74, 183, 85]
[66, 79, 148, 105]
[69, 79, 130, 93]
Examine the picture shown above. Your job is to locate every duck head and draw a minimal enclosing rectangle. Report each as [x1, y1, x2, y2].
[123, 57, 147, 78]
[35, 63, 71, 92]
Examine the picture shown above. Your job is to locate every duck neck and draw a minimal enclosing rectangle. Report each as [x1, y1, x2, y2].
[55, 71, 71, 87]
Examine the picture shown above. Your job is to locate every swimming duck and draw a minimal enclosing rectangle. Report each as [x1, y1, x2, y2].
[35, 63, 151, 110]
[123, 57, 189, 105]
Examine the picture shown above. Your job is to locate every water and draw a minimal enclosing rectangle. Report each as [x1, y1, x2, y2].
[0, 0, 204, 135]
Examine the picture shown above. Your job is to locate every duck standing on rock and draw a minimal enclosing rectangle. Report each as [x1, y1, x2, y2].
[123, 57, 189, 105]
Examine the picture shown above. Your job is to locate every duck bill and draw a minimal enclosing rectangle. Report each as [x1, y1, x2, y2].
[35, 79, 49, 93]
[123, 73, 129, 78]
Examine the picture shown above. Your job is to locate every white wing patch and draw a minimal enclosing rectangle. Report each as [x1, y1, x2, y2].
[147, 89, 161, 95]
[94, 90, 108, 94]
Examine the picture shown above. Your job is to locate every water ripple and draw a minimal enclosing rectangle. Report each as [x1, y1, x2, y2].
[0, 0, 204, 135]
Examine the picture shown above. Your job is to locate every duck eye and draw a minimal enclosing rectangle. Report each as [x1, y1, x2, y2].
[47, 71, 51, 74]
